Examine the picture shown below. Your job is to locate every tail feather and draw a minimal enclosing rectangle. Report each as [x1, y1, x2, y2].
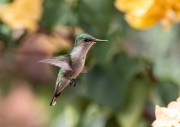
[50, 92, 61, 106]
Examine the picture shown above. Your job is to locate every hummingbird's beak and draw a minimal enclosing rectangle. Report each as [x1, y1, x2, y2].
[95, 39, 108, 42]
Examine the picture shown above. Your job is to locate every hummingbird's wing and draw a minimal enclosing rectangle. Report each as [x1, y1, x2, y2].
[38, 55, 72, 70]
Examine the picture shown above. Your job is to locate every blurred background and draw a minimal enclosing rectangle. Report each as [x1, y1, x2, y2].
[0, 0, 179, 127]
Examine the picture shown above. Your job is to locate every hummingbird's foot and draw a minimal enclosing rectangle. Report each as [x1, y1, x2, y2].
[70, 79, 77, 87]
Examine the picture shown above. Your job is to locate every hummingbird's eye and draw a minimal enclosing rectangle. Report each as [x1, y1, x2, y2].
[84, 38, 91, 42]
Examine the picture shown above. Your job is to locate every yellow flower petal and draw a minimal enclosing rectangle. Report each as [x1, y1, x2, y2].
[115, 0, 155, 16]
[125, 14, 158, 29]
[115, 0, 180, 29]
[0, 0, 43, 32]
[125, 2, 164, 29]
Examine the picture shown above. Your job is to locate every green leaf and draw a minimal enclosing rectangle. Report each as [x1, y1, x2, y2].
[0, 0, 11, 4]
[77, 0, 114, 36]
[155, 82, 179, 105]
[42, 0, 79, 29]
[116, 77, 151, 127]
[82, 53, 144, 108]
[52, 105, 80, 127]
[0, 22, 12, 45]
[79, 103, 110, 127]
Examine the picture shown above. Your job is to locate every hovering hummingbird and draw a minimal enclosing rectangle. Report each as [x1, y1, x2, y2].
[39, 33, 108, 106]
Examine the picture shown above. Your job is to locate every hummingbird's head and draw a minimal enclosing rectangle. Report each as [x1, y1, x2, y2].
[74, 33, 108, 47]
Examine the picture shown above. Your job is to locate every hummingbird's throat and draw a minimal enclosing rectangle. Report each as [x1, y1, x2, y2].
[70, 44, 94, 58]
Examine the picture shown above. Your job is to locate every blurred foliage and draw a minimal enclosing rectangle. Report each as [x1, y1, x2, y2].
[0, 0, 180, 127]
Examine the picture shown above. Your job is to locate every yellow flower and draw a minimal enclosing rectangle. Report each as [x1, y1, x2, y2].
[152, 97, 180, 127]
[114, 0, 180, 29]
[0, 0, 43, 32]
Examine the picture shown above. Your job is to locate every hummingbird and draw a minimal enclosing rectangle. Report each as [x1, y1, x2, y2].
[39, 33, 108, 106]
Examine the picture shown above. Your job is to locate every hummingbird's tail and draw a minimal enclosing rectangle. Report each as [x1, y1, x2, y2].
[50, 92, 61, 106]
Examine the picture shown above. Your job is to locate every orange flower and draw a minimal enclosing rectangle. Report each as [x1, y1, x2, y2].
[114, 0, 180, 29]
[0, 0, 43, 32]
